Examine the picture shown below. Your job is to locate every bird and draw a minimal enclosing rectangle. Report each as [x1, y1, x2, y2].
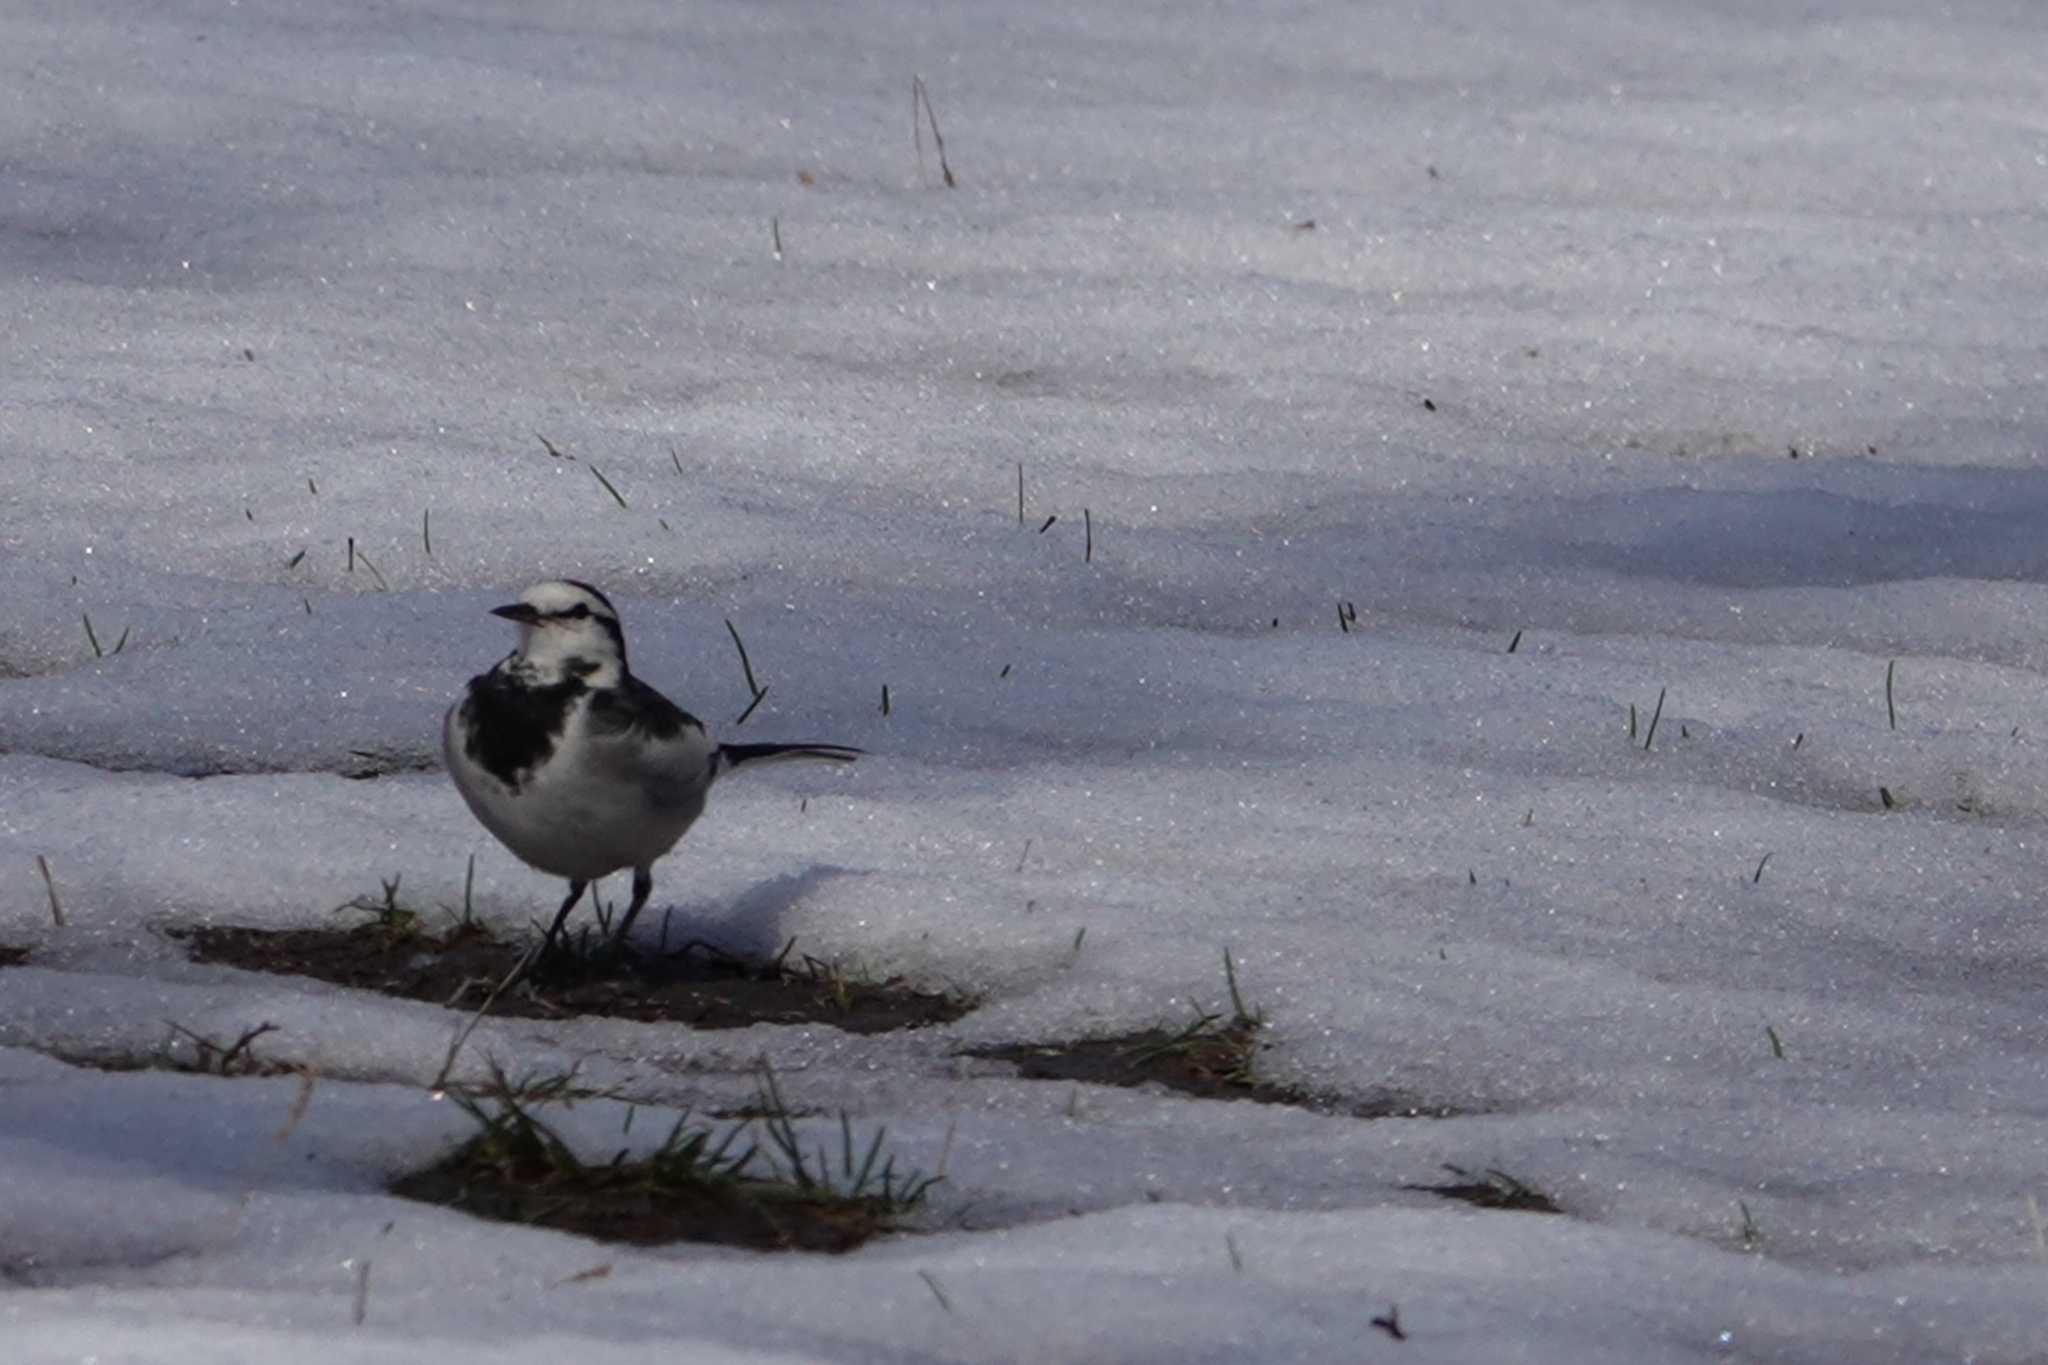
[443, 579, 860, 956]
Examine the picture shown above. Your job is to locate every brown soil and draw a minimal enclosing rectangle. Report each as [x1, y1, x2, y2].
[966, 1027, 1463, 1119]
[390, 1144, 898, 1251]
[179, 923, 971, 1034]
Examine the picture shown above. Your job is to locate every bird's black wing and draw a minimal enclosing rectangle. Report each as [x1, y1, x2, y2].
[585, 674, 707, 741]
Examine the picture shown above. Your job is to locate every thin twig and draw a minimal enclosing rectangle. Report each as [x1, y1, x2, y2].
[725, 618, 771, 725]
[163, 1020, 278, 1074]
[734, 687, 769, 727]
[917, 1268, 954, 1313]
[35, 855, 62, 927]
[724, 619, 764, 697]
[430, 940, 542, 1093]
[217, 1021, 280, 1071]
[589, 464, 629, 509]
[912, 77, 958, 188]
[1642, 687, 1667, 751]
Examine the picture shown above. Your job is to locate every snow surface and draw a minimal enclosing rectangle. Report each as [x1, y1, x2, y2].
[5, 0, 2048, 1359]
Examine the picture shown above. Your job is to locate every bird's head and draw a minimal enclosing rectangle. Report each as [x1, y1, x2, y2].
[491, 579, 627, 684]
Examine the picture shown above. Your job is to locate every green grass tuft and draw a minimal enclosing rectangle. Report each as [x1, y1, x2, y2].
[395, 1059, 938, 1250]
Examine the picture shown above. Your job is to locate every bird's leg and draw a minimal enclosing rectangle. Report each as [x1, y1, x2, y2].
[539, 880, 588, 956]
[606, 867, 655, 955]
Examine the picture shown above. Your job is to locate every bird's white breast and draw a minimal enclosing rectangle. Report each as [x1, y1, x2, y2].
[446, 686, 713, 883]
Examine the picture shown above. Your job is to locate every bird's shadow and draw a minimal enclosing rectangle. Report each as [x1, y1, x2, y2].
[638, 864, 857, 961]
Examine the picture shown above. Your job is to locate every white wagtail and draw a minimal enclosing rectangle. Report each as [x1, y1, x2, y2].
[443, 579, 860, 954]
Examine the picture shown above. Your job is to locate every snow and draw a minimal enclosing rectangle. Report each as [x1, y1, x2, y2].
[6, 0, 2048, 1358]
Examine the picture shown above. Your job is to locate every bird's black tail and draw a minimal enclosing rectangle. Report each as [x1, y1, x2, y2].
[716, 742, 863, 775]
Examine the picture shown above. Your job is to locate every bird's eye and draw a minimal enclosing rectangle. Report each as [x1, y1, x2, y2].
[566, 604, 590, 619]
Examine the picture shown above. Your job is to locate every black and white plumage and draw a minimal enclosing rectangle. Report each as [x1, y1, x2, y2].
[443, 579, 859, 952]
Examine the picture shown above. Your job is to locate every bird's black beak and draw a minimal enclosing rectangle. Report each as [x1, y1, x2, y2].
[491, 603, 542, 624]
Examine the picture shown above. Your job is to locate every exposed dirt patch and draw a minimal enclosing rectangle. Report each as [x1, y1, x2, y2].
[1406, 1164, 1563, 1214]
[390, 1067, 933, 1252]
[179, 923, 971, 1034]
[0, 946, 29, 967]
[391, 1149, 900, 1250]
[966, 1027, 1463, 1119]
